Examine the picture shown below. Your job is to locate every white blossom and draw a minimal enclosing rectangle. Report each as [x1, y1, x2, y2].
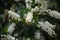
[40, 0, 47, 10]
[16, 39, 18, 40]
[25, 0, 32, 9]
[35, 0, 47, 9]
[37, 21, 56, 37]
[34, 30, 45, 40]
[31, 6, 39, 12]
[7, 35, 15, 40]
[26, 12, 33, 23]
[26, 3, 31, 9]
[34, 31, 41, 40]
[14, 33, 18, 37]
[1, 34, 16, 40]
[1, 35, 4, 37]
[44, 21, 56, 29]
[8, 10, 21, 21]
[49, 10, 60, 19]
[8, 23, 16, 34]
[10, 36, 15, 40]
[30, 0, 47, 15]
[26, 38, 30, 40]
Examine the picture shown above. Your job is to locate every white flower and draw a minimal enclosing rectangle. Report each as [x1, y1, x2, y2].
[14, 33, 18, 37]
[10, 36, 15, 40]
[37, 21, 56, 37]
[7, 35, 15, 40]
[49, 10, 60, 19]
[1, 34, 16, 40]
[8, 23, 16, 34]
[26, 12, 33, 23]
[25, 0, 32, 9]
[34, 30, 45, 40]
[35, 0, 47, 9]
[31, 6, 39, 12]
[44, 21, 56, 29]
[8, 10, 21, 21]
[16, 39, 18, 40]
[26, 38, 30, 40]
[34, 31, 41, 40]
[26, 3, 31, 9]
[30, 0, 47, 15]
[40, 0, 47, 9]
[1, 35, 4, 37]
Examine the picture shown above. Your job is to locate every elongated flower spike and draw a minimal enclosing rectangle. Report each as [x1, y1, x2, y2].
[37, 21, 56, 37]
[7, 23, 16, 34]
[8, 10, 21, 21]
[25, 12, 33, 23]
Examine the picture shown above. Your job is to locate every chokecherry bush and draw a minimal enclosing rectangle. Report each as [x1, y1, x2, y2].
[0, 0, 60, 40]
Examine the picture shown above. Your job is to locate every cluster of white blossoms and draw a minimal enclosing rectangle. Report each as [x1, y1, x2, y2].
[31, 6, 39, 12]
[37, 21, 56, 37]
[35, 0, 47, 9]
[48, 10, 60, 19]
[25, 0, 58, 37]
[25, 12, 33, 23]
[1, 34, 18, 40]
[7, 23, 16, 34]
[6, 35, 15, 40]
[44, 21, 56, 29]
[8, 10, 21, 21]
[34, 31, 41, 40]
[4, 0, 60, 39]
[25, 0, 32, 9]
[45, 9, 60, 19]
[25, 0, 48, 15]
[25, 0, 48, 23]
[34, 30, 45, 40]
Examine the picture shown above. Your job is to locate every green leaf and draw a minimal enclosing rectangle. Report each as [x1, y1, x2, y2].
[3, 26, 8, 33]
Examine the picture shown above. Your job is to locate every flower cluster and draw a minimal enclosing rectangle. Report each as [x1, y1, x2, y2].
[7, 23, 16, 34]
[34, 30, 45, 40]
[1, 34, 17, 40]
[25, 0, 32, 9]
[3, 0, 60, 40]
[25, 12, 33, 23]
[8, 10, 21, 21]
[37, 21, 56, 37]
[49, 10, 60, 19]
